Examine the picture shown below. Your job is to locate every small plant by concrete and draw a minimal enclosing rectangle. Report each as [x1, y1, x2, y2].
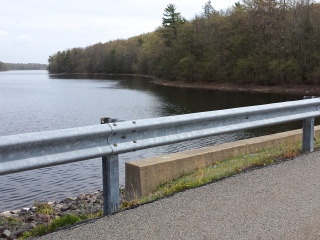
[122, 140, 319, 208]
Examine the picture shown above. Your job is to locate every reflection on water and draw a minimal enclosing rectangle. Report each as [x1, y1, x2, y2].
[0, 70, 306, 212]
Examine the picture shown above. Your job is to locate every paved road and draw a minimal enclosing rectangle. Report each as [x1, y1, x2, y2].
[40, 151, 320, 240]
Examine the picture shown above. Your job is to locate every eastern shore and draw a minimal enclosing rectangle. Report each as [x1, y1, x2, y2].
[153, 79, 320, 96]
[55, 72, 320, 96]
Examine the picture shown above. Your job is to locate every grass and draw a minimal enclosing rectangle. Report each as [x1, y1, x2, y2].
[34, 201, 54, 215]
[122, 139, 320, 208]
[20, 214, 81, 239]
[18, 207, 103, 239]
[1, 216, 22, 228]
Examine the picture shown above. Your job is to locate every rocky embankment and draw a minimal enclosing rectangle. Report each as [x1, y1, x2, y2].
[153, 79, 320, 96]
[0, 187, 125, 239]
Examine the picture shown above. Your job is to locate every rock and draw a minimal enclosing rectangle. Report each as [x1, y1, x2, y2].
[2, 229, 11, 238]
[9, 210, 19, 215]
[53, 203, 64, 210]
[27, 215, 36, 222]
[19, 211, 30, 216]
[29, 223, 37, 229]
[12, 227, 27, 237]
[69, 204, 77, 210]
[0, 188, 124, 238]
[37, 213, 50, 222]
[79, 194, 87, 200]
[60, 204, 71, 211]
[0, 211, 17, 218]
[66, 197, 77, 201]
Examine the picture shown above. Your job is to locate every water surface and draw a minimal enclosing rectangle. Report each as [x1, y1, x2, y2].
[0, 70, 302, 211]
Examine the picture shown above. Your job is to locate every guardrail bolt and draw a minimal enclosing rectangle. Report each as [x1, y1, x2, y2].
[133, 140, 137, 143]
[101, 117, 117, 124]
[133, 121, 136, 124]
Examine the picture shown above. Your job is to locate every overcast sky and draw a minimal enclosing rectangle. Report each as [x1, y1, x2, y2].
[0, 0, 237, 64]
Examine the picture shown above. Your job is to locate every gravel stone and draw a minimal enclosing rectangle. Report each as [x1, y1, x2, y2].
[2, 230, 11, 238]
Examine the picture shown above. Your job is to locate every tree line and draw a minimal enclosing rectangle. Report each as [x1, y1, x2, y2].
[0, 61, 8, 71]
[6, 63, 48, 70]
[0, 62, 48, 71]
[48, 0, 320, 86]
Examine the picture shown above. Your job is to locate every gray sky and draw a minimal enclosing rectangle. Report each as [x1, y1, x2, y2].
[0, 0, 237, 64]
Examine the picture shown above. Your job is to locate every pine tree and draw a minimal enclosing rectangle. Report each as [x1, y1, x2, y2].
[162, 4, 185, 28]
[203, 0, 216, 18]
[162, 4, 185, 47]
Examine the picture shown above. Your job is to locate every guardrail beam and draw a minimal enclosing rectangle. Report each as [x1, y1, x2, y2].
[1, 99, 320, 214]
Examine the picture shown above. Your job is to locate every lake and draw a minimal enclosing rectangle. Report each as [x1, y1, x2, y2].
[0, 70, 302, 212]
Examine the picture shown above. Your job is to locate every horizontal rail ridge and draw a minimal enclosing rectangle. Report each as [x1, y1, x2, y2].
[1, 98, 320, 175]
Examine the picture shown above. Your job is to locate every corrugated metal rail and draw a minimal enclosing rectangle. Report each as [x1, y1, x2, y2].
[1, 98, 320, 215]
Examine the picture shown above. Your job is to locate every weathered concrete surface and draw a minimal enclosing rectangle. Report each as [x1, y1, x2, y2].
[126, 126, 320, 199]
[41, 151, 320, 240]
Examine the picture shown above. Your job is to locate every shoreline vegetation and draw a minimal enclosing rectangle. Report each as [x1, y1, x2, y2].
[152, 79, 320, 96]
[48, 1, 320, 88]
[1, 139, 319, 239]
[53, 70, 320, 95]
[0, 62, 48, 71]
[57, 72, 320, 96]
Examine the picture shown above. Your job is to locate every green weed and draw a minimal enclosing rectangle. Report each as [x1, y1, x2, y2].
[19, 214, 81, 239]
[123, 140, 319, 207]
[34, 201, 54, 215]
[48, 214, 81, 232]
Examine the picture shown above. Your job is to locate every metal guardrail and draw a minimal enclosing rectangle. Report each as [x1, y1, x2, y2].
[1, 98, 320, 215]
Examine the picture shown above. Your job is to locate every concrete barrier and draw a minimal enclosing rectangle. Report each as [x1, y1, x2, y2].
[125, 126, 320, 199]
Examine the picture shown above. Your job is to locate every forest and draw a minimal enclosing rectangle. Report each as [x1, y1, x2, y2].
[0, 61, 8, 71]
[0, 63, 48, 71]
[5, 63, 48, 70]
[48, 0, 320, 86]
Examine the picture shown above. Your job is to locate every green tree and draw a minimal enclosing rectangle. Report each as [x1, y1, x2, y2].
[162, 4, 186, 47]
[162, 4, 185, 27]
[203, 0, 216, 18]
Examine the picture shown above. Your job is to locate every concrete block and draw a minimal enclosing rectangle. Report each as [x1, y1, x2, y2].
[125, 126, 320, 199]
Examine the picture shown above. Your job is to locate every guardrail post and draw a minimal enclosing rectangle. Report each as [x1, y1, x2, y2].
[101, 118, 119, 216]
[303, 96, 315, 153]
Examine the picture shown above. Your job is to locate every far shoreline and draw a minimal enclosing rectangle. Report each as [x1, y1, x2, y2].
[152, 79, 320, 96]
[53, 72, 320, 96]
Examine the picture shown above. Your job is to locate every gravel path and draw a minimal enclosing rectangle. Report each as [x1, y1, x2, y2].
[39, 151, 320, 240]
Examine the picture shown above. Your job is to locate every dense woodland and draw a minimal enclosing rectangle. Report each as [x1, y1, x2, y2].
[0, 61, 8, 71]
[48, 0, 320, 86]
[6, 63, 48, 70]
[0, 63, 47, 71]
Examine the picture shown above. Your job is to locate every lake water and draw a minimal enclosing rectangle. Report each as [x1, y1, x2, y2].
[0, 70, 302, 212]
